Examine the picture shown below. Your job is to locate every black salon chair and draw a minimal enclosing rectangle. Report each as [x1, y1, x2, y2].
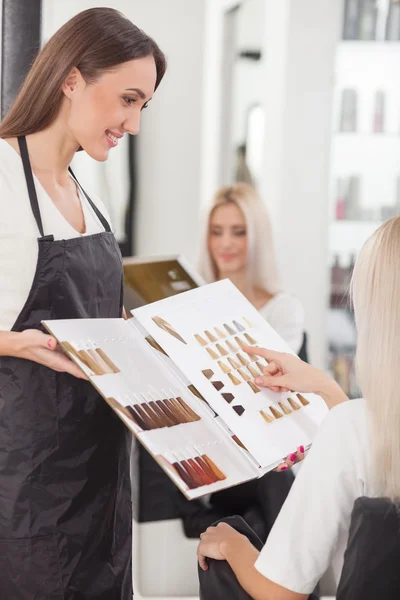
[198, 496, 400, 600]
[336, 496, 400, 600]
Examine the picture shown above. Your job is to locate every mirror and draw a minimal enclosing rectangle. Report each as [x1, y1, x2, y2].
[219, 0, 266, 187]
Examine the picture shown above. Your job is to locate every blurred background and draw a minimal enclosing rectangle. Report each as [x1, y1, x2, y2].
[1, 1, 399, 597]
[3, 0, 399, 390]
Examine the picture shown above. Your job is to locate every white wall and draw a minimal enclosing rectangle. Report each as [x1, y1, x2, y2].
[259, 0, 342, 367]
[124, 0, 206, 259]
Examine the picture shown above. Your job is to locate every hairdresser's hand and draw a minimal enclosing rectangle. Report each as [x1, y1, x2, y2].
[244, 346, 348, 408]
[13, 329, 87, 379]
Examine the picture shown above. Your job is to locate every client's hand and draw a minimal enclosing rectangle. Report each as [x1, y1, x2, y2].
[275, 446, 305, 472]
[198, 522, 246, 571]
[243, 346, 348, 409]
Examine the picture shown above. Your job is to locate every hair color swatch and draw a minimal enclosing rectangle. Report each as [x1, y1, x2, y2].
[217, 360, 231, 374]
[243, 317, 255, 328]
[107, 397, 137, 423]
[237, 368, 250, 382]
[270, 405, 284, 419]
[212, 380, 224, 391]
[195, 334, 208, 347]
[221, 392, 235, 404]
[288, 397, 301, 411]
[247, 381, 261, 394]
[145, 336, 168, 356]
[125, 396, 200, 431]
[260, 409, 274, 424]
[227, 373, 241, 386]
[228, 356, 240, 370]
[188, 385, 218, 417]
[214, 327, 226, 339]
[278, 401, 292, 415]
[234, 336, 246, 349]
[152, 316, 187, 344]
[205, 330, 218, 343]
[216, 343, 229, 357]
[244, 333, 257, 345]
[297, 393, 310, 406]
[224, 323, 236, 336]
[202, 369, 214, 379]
[233, 319, 246, 333]
[232, 405, 245, 416]
[231, 435, 248, 450]
[260, 396, 309, 427]
[255, 361, 265, 375]
[116, 395, 201, 431]
[226, 340, 238, 352]
[246, 364, 260, 379]
[237, 352, 250, 366]
[62, 341, 120, 376]
[206, 347, 219, 360]
[169, 452, 226, 489]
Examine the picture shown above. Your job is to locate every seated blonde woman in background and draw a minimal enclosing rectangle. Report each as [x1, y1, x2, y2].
[198, 183, 304, 354]
[198, 217, 400, 599]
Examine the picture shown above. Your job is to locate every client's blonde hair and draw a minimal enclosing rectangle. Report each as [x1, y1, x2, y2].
[197, 183, 281, 295]
[351, 217, 400, 500]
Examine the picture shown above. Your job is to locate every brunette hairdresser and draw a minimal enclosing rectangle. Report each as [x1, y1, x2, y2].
[198, 218, 400, 599]
[0, 8, 165, 600]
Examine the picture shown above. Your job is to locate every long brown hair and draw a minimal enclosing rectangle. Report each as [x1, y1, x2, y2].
[0, 7, 166, 138]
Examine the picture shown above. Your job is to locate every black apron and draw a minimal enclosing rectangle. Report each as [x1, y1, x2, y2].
[0, 136, 132, 599]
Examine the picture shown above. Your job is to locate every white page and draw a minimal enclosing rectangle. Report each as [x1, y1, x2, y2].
[132, 279, 328, 468]
[43, 317, 258, 499]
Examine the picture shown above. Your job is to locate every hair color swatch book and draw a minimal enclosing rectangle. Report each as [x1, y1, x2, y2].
[43, 279, 328, 499]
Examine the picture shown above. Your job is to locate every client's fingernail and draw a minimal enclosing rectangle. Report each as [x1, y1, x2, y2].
[289, 453, 297, 462]
[255, 377, 262, 385]
[299, 446, 305, 454]
[280, 465, 288, 471]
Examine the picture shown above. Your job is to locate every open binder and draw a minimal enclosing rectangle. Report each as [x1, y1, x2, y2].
[43, 279, 328, 500]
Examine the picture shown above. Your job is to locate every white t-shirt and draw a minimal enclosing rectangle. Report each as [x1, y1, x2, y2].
[259, 292, 304, 354]
[255, 398, 373, 594]
[0, 138, 112, 331]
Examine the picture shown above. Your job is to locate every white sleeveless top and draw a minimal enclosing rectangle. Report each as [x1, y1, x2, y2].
[259, 292, 304, 354]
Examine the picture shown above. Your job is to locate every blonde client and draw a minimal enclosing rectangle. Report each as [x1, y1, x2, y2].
[198, 183, 305, 355]
[198, 218, 400, 599]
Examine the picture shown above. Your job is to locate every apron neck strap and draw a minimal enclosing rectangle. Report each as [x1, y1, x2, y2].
[18, 136, 112, 236]
[68, 168, 112, 233]
[18, 136, 44, 238]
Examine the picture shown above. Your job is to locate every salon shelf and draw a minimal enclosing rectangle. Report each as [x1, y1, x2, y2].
[339, 41, 400, 48]
[332, 136, 400, 158]
[334, 132, 400, 139]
